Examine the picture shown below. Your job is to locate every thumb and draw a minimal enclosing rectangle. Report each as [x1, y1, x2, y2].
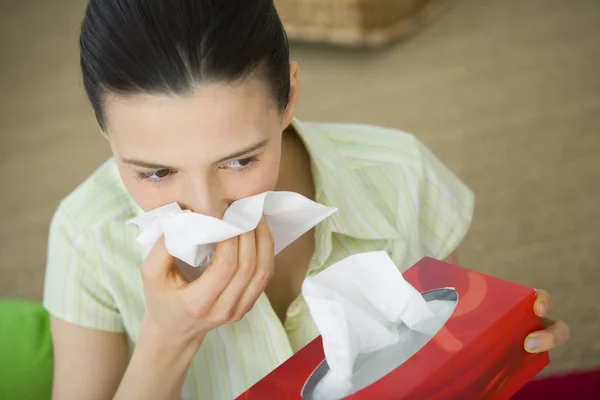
[141, 235, 176, 286]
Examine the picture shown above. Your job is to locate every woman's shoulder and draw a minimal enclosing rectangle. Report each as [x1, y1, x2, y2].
[300, 120, 431, 170]
[52, 158, 137, 231]
[302, 119, 474, 216]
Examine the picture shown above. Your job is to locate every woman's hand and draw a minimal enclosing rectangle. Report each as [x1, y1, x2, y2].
[524, 289, 570, 353]
[140, 217, 275, 348]
[115, 220, 274, 400]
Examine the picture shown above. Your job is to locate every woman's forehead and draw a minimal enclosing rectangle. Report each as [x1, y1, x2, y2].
[106, 82, 277, 135]
[104, 81, 282, 166]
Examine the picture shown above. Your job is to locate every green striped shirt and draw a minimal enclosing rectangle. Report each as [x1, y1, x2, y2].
[43, 118, 474, 399]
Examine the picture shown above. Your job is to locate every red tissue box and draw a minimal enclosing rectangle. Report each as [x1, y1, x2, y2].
[237, 257, 549, 400]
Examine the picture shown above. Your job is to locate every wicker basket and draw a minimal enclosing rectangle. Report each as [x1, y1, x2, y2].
[275, 0, 450, 46]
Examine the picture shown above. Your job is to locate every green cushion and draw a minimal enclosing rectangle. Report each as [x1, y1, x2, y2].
[0, 300, 53, 400]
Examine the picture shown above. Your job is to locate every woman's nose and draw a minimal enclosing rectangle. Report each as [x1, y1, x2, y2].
[179, 181, 225, 218]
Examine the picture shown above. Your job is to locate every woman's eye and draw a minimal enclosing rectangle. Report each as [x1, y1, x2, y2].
[225, 157, 256, 170]
[144, 169, 170, 179]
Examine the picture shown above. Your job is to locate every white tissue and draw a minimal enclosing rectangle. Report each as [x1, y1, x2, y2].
[127, 191, 337, 267]
[302, 251, 445, 400]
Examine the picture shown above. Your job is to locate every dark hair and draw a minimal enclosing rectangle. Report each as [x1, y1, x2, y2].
[80, 0, 290, 130]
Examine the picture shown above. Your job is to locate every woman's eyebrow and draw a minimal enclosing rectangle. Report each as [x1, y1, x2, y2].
[119, 139, 270, 170]
[120, 158, 175, 170]
[212, 139, 269, 164]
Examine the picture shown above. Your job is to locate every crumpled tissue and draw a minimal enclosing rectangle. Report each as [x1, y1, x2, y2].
[302, 251, 457, 400]
[127, 191, 337, 268]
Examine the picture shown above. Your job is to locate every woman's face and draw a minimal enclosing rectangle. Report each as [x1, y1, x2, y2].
[103, 71, 298, 218]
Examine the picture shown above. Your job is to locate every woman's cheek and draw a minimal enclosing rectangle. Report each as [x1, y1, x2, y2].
[247, 159, 280, 192]
[119, 173, 176, 212]
[224, 173, 274, 201]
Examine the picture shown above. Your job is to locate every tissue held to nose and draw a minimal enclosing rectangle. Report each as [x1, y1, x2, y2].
[301, 251, 458, 400]
[127, 191, 337, 268]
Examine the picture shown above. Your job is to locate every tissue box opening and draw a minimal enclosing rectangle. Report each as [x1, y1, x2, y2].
[301, 288, 458, 400]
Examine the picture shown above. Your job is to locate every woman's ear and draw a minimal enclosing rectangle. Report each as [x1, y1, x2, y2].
[283, 61, 300, 128]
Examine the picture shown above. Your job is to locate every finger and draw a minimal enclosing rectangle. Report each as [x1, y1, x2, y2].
[534, 288, 553, 316]
[141, 235, 177, 287]
[234, 217, 275, 318]
[525, 318, 570, 353]
[184, 236, 239, 306]
[211, 230, 258, 320]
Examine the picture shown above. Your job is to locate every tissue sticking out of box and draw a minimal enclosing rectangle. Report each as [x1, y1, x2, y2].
[126, 191, 337, 268]
[302, 251, 458, 400]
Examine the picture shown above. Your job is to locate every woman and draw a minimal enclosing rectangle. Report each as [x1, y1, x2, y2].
[43, 1, 569, 399]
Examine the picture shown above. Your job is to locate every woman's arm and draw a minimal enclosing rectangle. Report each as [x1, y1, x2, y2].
[51, 219, 275, 400]
[51, 316, 203, 400]
[50, 317, 128, 400]
[113, 317, 204, 400]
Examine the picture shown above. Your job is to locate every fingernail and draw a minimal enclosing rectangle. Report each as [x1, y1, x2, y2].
[526, 337, 541, 351]
[539, 302, 548, 315]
